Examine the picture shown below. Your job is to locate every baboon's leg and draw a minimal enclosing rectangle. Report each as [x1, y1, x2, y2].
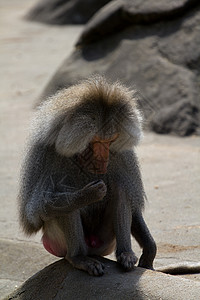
[131, 212, 157, 270]
[63, 210, 105, 276]
[114, 188, 138, 270]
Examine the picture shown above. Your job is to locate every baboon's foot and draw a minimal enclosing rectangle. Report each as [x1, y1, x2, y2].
[138, 254, 154, 270]
[67, 255, 105, 276]
[117, 251, 138, 271]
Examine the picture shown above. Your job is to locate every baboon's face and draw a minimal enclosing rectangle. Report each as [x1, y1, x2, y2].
[78, 134, 118, 174]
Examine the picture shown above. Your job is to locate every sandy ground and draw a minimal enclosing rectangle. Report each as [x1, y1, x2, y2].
[0, 0, 200, 298]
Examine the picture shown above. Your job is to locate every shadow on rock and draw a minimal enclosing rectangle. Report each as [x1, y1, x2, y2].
[5, 257, 200, 300]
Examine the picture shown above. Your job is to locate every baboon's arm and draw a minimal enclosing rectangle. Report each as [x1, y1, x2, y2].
[41, 180, 107, 219]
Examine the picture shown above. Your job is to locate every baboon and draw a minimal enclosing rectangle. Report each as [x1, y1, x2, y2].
[18, 76, 199, 276]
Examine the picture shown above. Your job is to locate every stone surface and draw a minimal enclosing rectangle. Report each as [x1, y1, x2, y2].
[151, 99, 200, 136]
[0, 240, 57, 299]
[4, 258, 200, 300]
[76, 0, 200, 45]
[40, 0, 200, 136]
[26, 0, 111, 25]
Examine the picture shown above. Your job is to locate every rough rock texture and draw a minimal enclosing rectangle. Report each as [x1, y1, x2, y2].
[26, 0, 111, 24]
[76, 0, 200, 45]
[40, 0, 200, 136]
[4, 258, 200, 300]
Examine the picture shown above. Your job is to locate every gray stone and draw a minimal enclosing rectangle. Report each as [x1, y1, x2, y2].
[26, 0, 111, 25]
[40, 0, 200, 136]
[151, 100, 200, 136]
[4, 258, 200, 300]
[76, 0, 200, 45]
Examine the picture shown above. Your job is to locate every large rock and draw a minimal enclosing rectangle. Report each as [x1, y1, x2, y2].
[4, 258, 200, 300]
[76, 0, 199, 45]
[40, 0, 200, 136]
[150, 100, 200, 136]
[26, 0, 111, 24]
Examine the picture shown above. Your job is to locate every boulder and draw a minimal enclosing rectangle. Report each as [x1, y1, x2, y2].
[40, 0, 200, 136]
[5, 258, 200, 300]
[26, 0, 111, 24]
[151, 100, 200, 136]
[76, 0, 200, 45]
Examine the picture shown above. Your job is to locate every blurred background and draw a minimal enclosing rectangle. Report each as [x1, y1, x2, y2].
[0, 0, 200, 298]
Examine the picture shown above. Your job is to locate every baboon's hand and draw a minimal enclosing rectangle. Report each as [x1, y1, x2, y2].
[82, 180, 107, 202]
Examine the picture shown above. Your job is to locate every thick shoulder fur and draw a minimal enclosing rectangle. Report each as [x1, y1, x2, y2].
[18, 143, 47, 235]
[31, 76, 143, 157]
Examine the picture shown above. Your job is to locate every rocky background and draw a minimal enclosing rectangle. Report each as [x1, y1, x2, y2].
[26, 0, 111, 24]
[27, 0, 200, 137]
